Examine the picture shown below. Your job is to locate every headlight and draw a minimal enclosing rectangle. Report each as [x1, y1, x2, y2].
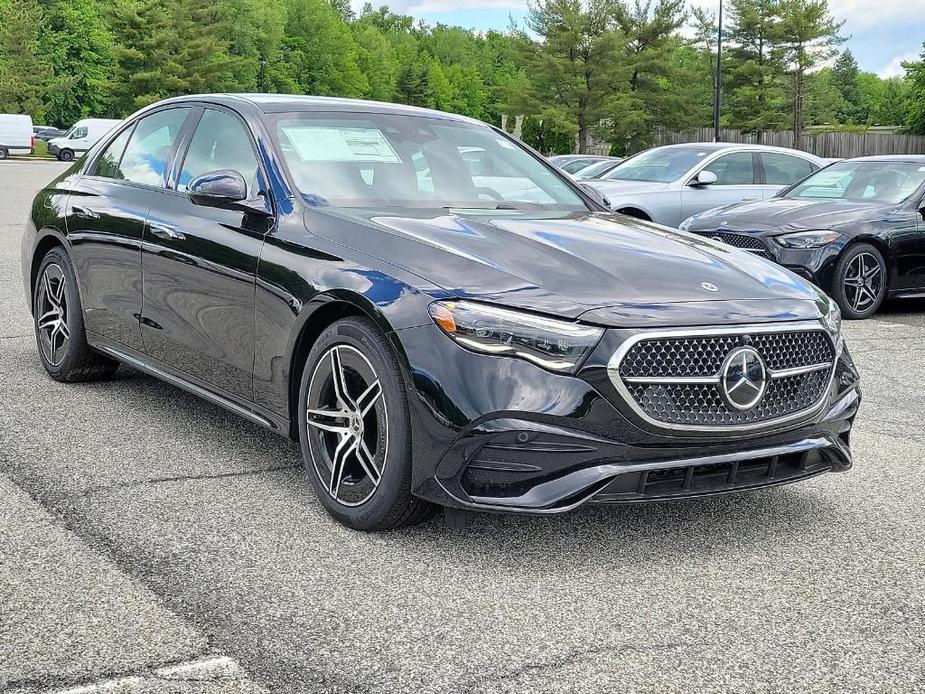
[428, 300, 604, 373]
[821, 296, 843, 348]
[774, 230, 841, 248]
[678, 217, 694, 232]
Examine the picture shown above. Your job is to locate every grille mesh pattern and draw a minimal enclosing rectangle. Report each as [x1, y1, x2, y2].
[620, 330, 833, 379]
[617, 329, 835, 427]
[625, 370, 829, 426]
[693, 231, 770, 257]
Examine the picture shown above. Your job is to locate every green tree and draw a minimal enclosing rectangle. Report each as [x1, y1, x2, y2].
[776, 0, 844, 145]
[41, 0, 116, 125]
[611, 0, 688, 150]
[353, 24, 399, 102]
[108, 0, 184, 112]
[725, 0, 788, 139]
[171, 0, 247, 94]
[831, 48, 862, 123]
[271, 0, 368, 97]
[904, 43, 925, 135]
[0, 0, 53, 120]
[520, 0, 624, 153]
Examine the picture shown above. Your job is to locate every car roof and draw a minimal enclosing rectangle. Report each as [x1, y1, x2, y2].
[654, 142, 820, 157]
[152, 93, 488, 127]
[841, 155, 925, 164]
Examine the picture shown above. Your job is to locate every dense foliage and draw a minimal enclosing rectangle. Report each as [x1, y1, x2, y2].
[0, 0, 922, 152]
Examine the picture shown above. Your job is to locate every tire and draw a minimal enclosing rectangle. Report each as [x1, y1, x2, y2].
[32, 247, 119, 382]
[0, 148, 8, 160]
[830, 243, 887, 320]
[57, 149, 74, 162]
[297, 317, 436, 531]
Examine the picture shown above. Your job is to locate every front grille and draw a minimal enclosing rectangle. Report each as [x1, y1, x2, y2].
[611, 326, 836, 429]
[620, 331, 834, 378]
[692, 231, 771, 258]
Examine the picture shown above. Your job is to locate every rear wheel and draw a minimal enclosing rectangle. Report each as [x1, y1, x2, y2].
[32, 248, 118, 381]
[830, 243, 887, 319]
[297, 317, 435, 530]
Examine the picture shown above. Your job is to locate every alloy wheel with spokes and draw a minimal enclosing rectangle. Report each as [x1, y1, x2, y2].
[37, 263, 71, 366]
[305, 344, 388, 507]
[843, 251, 883, 314]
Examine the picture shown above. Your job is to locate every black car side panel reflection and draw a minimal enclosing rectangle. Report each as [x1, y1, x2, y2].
[66, 177, 151, 351]
[141, 193, 269, 400]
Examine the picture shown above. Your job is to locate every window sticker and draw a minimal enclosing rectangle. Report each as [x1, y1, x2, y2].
[281, 126, 402, 163]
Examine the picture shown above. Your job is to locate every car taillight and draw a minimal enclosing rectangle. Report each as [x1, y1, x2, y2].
[31, 135, 35, 149]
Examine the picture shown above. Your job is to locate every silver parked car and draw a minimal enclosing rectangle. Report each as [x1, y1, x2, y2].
[548, 154, 619, 174]
[586, 143, 826, 227]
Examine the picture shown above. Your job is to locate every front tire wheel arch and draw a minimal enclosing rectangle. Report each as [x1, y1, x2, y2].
[296, 316, 435, 530]
[830, 241, 888, 319]
[617, 207, 652, 221]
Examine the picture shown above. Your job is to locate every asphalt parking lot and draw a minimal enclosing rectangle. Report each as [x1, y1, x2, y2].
[1, 160, 924, 694]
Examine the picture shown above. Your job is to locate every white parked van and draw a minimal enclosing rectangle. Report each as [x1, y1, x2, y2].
[0, 114, 35, 159]
[47, 118, 122, 162]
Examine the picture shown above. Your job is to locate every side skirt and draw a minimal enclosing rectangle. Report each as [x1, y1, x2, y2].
[88, 332, 292, 436]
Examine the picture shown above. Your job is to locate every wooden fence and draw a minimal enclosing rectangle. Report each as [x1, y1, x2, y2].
[651, 127, 925, 158]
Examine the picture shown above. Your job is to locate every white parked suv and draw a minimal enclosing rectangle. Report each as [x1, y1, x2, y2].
[47, 118, 122, 162]
[0, 114, 34, 159]
[586, 143, 826, 228]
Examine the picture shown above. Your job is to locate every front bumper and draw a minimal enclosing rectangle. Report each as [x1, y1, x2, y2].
[399, 323, 860, 514]
[689, 229, 845, 289]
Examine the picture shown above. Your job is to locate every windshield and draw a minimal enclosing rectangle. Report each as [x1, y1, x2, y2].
[574, 159, 620, 179]
[599, 147, 712, 183]
[273, 113, 587, 211]
[786, 161, 925, 204]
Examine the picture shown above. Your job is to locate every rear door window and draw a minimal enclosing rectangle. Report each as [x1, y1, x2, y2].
[760, 153, 816, 185]
[92, 126, 134, 180]
[119, 109, 190, 188]
[702, 152, 756, 185]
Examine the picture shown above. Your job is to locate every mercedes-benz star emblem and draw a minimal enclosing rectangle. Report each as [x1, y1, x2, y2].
[720, 346, 767, 411]
[701, 282, 719, 292]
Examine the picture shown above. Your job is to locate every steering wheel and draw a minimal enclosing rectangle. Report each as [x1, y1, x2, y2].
[474, 186, 504, 201]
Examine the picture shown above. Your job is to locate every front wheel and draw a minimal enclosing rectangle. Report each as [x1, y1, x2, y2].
[33, 248, 119, 381]
[830, 243, 887, 319]
[297, 317, 435, 530]
[57, 149, 74, 162]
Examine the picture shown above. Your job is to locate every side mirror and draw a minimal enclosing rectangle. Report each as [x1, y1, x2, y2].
[188, 169, 273, 218]
[689, 170, 718, 187]
[188, 170, 248, 209]
[580, 182, 611, 209]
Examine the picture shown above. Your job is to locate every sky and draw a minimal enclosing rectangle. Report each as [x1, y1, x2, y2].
[355, 0, 923, 79]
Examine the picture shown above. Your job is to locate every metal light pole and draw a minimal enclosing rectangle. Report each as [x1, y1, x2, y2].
[713, 0, 723, 142]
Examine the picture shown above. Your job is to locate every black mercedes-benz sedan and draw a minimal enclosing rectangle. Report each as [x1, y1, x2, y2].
[22, 94, 860, 530]
[681, 156, 925, 319]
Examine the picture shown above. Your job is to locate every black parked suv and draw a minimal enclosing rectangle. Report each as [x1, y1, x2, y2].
[22, 95, 860, 530]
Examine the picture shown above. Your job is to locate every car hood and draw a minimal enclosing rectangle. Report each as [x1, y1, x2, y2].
[692, 196, 893, 231]
[586, 179, 671, 198]
[319, 208, 824, 325]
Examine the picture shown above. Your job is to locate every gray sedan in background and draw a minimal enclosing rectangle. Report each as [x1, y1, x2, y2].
[586, 143, 826, 227]
[548, 154, 619, 174]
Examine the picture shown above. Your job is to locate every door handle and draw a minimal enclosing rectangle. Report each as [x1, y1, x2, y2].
[71, 204, 99, 219]
[148, 223, 185, 241]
